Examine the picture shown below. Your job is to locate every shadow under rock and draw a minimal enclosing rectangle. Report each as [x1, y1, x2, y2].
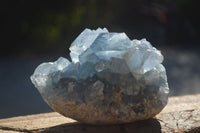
[39, 118, 161, 133]
[186, 127, 200, 133]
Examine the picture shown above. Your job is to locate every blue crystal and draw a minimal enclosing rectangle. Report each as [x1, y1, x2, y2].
[70, 28, 108, 63]
[90, 33, 131, 51]
[31, 28, 169, 124]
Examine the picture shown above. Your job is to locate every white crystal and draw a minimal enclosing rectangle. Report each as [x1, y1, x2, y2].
[95, 51, 126, 61]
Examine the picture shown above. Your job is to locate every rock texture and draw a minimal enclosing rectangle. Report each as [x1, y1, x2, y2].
[31, 28, 169, 124]
[0, 94, 200, 133]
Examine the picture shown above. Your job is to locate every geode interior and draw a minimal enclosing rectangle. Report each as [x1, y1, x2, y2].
[31, 28, 169, 124]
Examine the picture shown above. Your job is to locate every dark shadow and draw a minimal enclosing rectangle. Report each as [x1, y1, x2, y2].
[186, 127, 200, 133]
[38, 118, 161, 133]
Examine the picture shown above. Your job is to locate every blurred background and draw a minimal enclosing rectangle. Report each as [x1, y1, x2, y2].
[0, 0, 200, 119]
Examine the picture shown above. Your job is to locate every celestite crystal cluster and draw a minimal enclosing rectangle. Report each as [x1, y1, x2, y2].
[31, 28, 169, 124]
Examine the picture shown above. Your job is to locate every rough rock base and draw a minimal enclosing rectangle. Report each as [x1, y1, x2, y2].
[0, 94, 200, 133]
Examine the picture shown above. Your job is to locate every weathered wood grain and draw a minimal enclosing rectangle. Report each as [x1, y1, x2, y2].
[0, 94, 200, 133]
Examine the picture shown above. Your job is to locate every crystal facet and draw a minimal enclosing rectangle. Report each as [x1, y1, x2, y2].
[31, 28, 169, 124]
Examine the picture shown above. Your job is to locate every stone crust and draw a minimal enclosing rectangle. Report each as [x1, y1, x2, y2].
[0, 94, 199, 133]
[41, 74, 166, 124]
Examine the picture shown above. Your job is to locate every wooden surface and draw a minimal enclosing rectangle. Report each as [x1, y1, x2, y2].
[0, 94, 200, 133]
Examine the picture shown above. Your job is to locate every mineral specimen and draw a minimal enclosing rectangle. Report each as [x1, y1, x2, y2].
[31, 28, 169, 124]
